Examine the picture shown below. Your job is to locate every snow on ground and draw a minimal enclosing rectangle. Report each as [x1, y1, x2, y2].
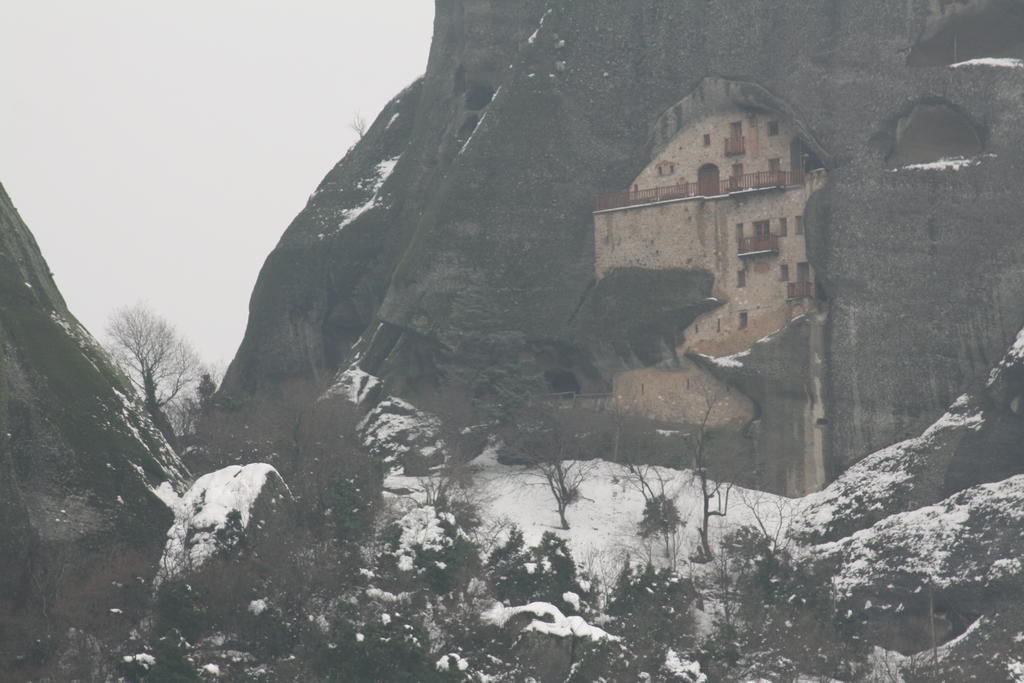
[386, 447, 794, 578]
[156, 464, 288, 584]
[894, 155, 994, 171]
[951, 57, 1024, 69]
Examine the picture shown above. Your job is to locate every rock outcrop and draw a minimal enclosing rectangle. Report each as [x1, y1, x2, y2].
[0, 180, 188, 656]
[224, 1, 1024, 495]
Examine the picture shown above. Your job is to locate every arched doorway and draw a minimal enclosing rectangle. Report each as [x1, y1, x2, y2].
[698, 163, 720, 196]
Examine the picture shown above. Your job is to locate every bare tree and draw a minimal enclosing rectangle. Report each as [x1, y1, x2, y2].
[349, 110, 368, 138]
[691, 387, 731, 561]
[512, 411, 595, 530]
[736, 487, 794, 556]
[167, 365, 224, 438]
[623, 455, 685, 567]
[105, 303, 202, 444]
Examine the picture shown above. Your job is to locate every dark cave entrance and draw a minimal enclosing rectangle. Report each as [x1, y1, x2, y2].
[908, 1, 1024, 66]
[790, 139, 826, 174]
[887, 103, 983, 167]
[465, 84, 496, 111]
[544, 369, 581, 395]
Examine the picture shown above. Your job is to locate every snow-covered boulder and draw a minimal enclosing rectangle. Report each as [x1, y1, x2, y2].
[358, 397, 445, 475]
[792, 394, 985, 544]
[662, 649, 708, 682]
[324, 365, 382, 406]
[813, 474, 1024, 654]
[156, 464, 291, 584]
[482, 601, 622, 682]
[482, 602, 618, 643]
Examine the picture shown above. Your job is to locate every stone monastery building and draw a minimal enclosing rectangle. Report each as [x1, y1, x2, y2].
[594, 94, 829, 494]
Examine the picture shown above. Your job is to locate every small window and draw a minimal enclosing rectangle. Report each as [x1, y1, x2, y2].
[768, 158, 781, 172]
[739, 312, 748, 329]
[779, 217, 788, 236]
[703, 134, 711, 146]
[735, 223, 744, 240]
[717, 319, 721, 333]
[796, 215, 804, 235]
[737, 270, 746, 287]
[754, 220, 771, 238]
[730, 121, 743, 137]
[768, 121, 780, 136]
[780, 264, 790, 282]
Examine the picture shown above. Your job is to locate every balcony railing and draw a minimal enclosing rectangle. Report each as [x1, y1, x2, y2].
[738, 235, 779, 256]
[595, 170, 801, 211]
[725, 136, 745, 156]
[787, 281, 814, 299]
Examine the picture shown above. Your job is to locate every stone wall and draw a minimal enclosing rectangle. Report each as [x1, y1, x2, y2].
[594, 108, 828, 489]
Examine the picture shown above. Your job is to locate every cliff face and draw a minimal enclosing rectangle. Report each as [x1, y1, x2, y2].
[225, 0, 1024, 492]
[0, 182, 187, 615]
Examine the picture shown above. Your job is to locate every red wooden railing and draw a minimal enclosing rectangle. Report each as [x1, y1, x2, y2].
[787, 281, 814, 299]
[725, 136, 745, 156]
[738, 235, 779, 255]
[595, 170, 802, 211]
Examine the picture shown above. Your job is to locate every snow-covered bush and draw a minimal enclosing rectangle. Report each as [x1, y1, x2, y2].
[485, 528, 595, 612]
[379, 503, 481, 595]
[606, 563, 695, 672]
[695, 527, 865, 681]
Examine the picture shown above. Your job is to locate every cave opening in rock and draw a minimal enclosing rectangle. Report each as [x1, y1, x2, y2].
[465, 84, 496, 111]
[887, 103, 983, 167]
[790, 139, 826, 174]
[544, 369, 581, 395]
[908, 0, 1024, 66]
[456, 114, 479, 141]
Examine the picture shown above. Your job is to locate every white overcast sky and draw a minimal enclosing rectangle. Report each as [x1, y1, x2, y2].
[0, 1, 435, 368]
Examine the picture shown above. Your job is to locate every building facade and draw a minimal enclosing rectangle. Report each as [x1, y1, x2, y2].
[594, 108, 829, 493]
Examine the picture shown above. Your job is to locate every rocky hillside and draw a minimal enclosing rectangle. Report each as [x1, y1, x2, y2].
[0, 181, 188, 664]
[223, 0, 1024, 494]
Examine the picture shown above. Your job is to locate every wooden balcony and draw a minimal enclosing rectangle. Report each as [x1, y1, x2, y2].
[787, 281, 814, 299]
[724, 136, 745, 156]
[738, 235, 779, 256]
[595, 170, 802, 211]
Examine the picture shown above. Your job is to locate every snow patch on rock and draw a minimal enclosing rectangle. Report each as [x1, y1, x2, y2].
[325, 365, 381, 405]
[951, 57, 1024, 69]
[663, 648, 708, 681]
[895, 155, 994, 171]
[359, 397, 444, 474]
[792, 394, 984, 543]
[482, 601, 618, 642]
[816, 475, 1024, 597]
[156, 464, 289, 584]
[328, 156, 401, 234]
